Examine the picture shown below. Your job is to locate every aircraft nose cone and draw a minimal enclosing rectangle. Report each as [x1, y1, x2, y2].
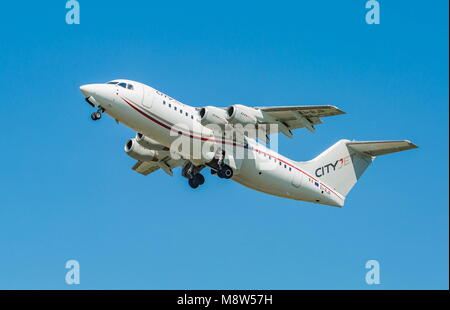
[79, 84, 97, 97]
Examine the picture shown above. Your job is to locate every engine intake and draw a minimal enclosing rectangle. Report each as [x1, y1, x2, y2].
[226, 104, 261, 125]
[124, 138, 158, 162]
[198, 106, 229, 126]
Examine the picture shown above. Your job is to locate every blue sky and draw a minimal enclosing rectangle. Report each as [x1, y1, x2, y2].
[0, 0, 447, 289]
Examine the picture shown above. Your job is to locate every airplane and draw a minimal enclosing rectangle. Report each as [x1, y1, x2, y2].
[79, 79, 418, 207]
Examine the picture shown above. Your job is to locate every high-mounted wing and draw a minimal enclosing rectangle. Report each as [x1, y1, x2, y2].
[199, 104, 345, 139]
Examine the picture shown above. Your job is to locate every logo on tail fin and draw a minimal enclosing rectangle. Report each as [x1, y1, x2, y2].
[315, 155, 352, 177]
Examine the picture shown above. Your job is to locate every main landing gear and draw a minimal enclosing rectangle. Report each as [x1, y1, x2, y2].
[188, 173, 205, 189]
[213, 165, 233, 179]
[181, 152, 234, 189]
[182, 163, 206, 189]
[91, 108, 104, 121]
[210, 149, 234, 179]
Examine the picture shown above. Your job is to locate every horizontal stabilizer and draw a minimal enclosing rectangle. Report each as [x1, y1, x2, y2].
[347, 140, 418, 157]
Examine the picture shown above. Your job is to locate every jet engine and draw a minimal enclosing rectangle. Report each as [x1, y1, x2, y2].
[198, 106, 229, 126]
[124, 138, 158, 162]
[226, 104, 263, 125]
[135, 133, 167, 151]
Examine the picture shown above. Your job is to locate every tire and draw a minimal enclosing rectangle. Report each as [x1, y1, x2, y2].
[188, 178, 199, 189]
[195, 173, 205, 185]
[218, 166, 233, 179]
[91, 112, 101, 120]
[217, 169, 225, 178]
[223, 167, 233, 179]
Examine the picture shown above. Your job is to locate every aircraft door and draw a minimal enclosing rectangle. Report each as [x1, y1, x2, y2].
[142, 86, 154, 109]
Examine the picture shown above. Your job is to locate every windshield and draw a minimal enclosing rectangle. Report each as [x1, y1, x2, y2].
[106, 81, 134, 91]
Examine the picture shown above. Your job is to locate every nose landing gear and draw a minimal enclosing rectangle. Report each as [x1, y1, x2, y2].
[90, 108, 104, 121]
[91, 111, 102, 121]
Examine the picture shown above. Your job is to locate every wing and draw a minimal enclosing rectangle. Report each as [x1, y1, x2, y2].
[256, 105, 345, 136]
[131, 157, 187, 176]
[132, 161, 160, 175]
[208, 104, 345, 138]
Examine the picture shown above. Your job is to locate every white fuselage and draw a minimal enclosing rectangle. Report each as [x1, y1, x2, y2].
[81, 80, 344, 207]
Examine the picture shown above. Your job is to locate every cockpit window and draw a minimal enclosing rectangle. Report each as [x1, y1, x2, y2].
[106, 81, 134, 90]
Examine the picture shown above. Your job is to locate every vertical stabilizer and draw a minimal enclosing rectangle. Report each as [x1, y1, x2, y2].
[298, 140, 418, 198]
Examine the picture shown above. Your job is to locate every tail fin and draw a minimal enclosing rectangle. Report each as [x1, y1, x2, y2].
[299, 140, 418, 197]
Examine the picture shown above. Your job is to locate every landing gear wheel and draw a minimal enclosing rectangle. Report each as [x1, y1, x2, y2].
[196, 173, 205, 185]
[217, 166, 233, 179]
[188, 173, 205, 189]
[188, 178, 199, 189]
[91, 111, 102, 121]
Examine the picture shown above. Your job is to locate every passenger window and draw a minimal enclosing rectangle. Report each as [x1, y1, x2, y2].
[174, 106, 177, 111]
[127, 84, 134, 90]
[163, 101, 166, 105]
[118, 82, 127, 88]
[185, 112, 188, 116]
[169, 103, 171, 108]
[180, 109, 183, 114]
[191, 115, 194, 119]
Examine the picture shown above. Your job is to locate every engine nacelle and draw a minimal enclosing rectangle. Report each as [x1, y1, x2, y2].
[226, 104, 262, 125]
[198, 106, 229, 126]
[135, 133, 167, 151]
[124, 138, 158, 162]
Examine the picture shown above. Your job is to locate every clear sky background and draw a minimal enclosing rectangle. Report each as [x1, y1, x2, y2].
[0, 1, 448, 289]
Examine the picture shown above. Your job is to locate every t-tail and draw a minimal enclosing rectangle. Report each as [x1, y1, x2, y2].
[298, 139, 418, 207]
